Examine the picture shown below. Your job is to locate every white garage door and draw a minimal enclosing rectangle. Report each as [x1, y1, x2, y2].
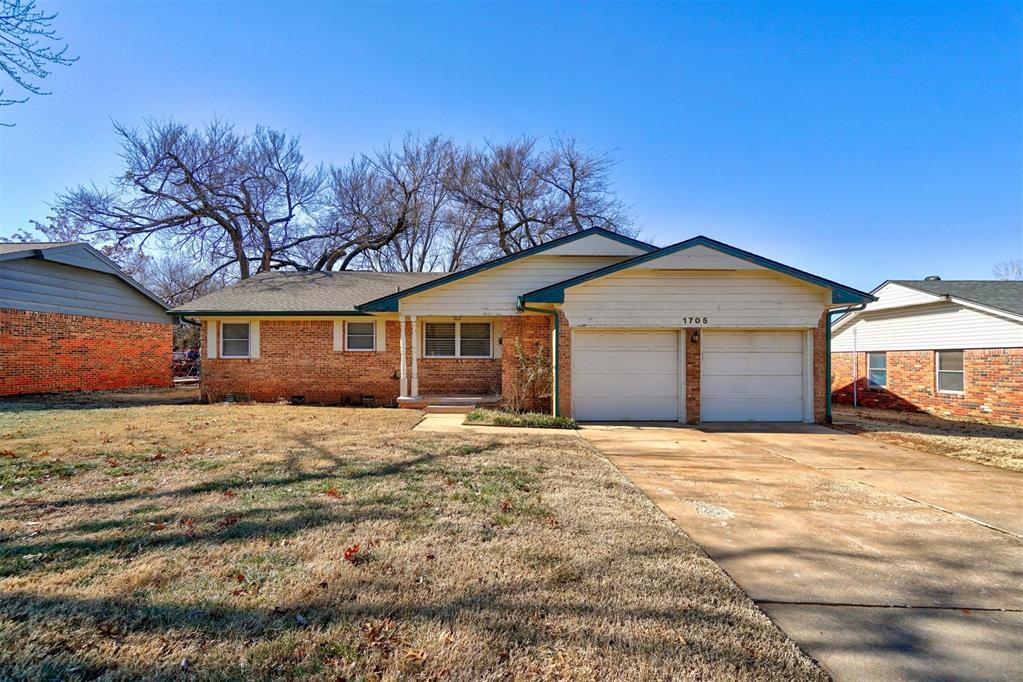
[701, 330, 805, 421]
[573, 330, 679, 421]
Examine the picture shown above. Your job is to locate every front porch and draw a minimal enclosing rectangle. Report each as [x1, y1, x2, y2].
[397, 393, 501, 412]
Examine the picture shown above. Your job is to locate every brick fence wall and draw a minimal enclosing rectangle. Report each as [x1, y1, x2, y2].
[0, 308, 172, 396]
[831, 348, 1023, 425]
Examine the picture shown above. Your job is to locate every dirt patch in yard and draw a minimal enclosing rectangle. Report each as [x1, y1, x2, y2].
[0, 389, 822, 680]
[832, 405, 1023, 472]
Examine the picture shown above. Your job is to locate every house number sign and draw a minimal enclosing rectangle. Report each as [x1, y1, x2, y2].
[681, 316, 709, 325]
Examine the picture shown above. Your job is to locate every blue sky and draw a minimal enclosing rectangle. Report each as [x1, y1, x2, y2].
[0, 1, 1019, 291]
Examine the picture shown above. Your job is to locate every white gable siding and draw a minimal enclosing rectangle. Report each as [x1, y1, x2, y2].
[637, 244, 762, 270]
[831, 303, 1023, 351]
[561, 269, 830, 328]
[541, 232, 648, 257]
[399, 255, 626, 316]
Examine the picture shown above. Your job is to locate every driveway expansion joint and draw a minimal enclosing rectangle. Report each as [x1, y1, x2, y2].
[755, 599, 1023, 613]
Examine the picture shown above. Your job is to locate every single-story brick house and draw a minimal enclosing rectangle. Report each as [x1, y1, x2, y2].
[172, 228, 873, 423]
[1, 242, 173, 396]
[831, 279, 1023, 425]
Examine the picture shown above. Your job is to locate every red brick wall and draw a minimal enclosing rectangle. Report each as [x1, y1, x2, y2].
[0, 308, 172, 396]
[831, 348, 1023, 425]
[557, 310, 572, 418]
[201, 319, 502, 404]
[813, 312, 828, 424]
[500, 314, 553, 412]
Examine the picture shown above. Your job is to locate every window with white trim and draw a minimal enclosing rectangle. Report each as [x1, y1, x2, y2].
[424, 321, 492, 358]
[867, 352, 887, 388]
[221, 322, 250, 358]
[936, 351, 964, 393]
[345, 321, 375, 351]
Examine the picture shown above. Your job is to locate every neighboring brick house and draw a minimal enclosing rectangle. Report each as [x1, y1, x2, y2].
[1, 242, 173, 396]
[831, 279, 1023, 425]
[172, 228, 872, 423]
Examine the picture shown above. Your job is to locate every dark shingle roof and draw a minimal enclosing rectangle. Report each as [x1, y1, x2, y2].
[170, 270, 447, 315]
[0, 241, 76, 256]
[892, 280, 1023, 317]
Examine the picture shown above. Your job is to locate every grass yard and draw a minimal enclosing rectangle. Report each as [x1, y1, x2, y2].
[832, 405, 1023, 472]
[0, 388, 822, 681]
[465, 409, 577, 430]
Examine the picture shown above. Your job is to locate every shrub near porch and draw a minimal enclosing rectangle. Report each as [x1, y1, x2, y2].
[0, 389, 822, 680]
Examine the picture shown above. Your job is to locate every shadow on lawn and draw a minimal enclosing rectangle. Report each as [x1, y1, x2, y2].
[0, 387, 202, 413]
[832, 405, 1023, 442]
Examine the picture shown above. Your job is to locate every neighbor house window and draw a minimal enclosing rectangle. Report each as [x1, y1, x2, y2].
[345, 321, 375, 351]
[867, 352, 887, 388]
[936, 351, 964, 393]
[221, 322, 250, 358]
[424, 321, 492, 358]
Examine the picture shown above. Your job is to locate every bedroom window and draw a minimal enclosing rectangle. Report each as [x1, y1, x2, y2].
[424, 321, 492, 358]
[936, 351, 964, 393]
[345, 321, 376, 351]
[867, 352, 887, 388]
[221, 322, 250, 358]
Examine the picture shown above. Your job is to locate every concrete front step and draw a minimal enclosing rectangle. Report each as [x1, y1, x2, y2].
[424, 405, 475, 414]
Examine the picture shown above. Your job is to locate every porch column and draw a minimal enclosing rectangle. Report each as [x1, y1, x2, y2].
[398, 315, 409, 398]
[410, 315, 419, 398]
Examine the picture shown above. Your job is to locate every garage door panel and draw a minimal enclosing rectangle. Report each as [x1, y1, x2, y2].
[573, 330, 679, 421]
[702, 330, 805, 422]
[702, 375, 803, 397]
[702, 352, 803, 376]
[574, 350, 678, 374]
[704, 331, 804, 352]
[701, 397, 804, 422]
[573, 395, 678, 421]
[574, 372, 678, 397]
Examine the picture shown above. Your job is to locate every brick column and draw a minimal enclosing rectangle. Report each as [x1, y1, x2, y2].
[684, 328, 701, 424]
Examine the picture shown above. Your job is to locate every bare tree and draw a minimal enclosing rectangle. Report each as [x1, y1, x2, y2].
[303, 134, 453, 271]
[445, 136, 633, 258]
[993, 260, 1023, 280]
[0, 0, 76, 111]
[141, 254, 231, 307]
[545, 135, 631, 234]
[53, 119, 323, 282]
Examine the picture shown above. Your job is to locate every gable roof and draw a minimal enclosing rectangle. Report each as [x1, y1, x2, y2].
[171, 270, 445, 316]
[519, 235, 875, 305]
[891, 280, 1023, 318]
[356, 227, 657, 312]
[0, 242, 168, 311]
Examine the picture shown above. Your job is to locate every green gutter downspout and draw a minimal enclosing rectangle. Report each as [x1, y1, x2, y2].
[518, 303, 560, 418]
[826, 304, 866, 423]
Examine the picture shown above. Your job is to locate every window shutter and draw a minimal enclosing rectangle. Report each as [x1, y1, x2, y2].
[207, 322, 218, 359]
[376, 320, 386, 352]
[333, 320, 343, 351]
[250, 321, 260, 359]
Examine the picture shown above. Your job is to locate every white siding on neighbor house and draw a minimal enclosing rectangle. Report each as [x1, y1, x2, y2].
[0, 258, 169, 324]
[399, 255, 627, 316]
[561, 269, 830, 328]
[831, 303, 1023, 352]
[861, 282, 942, 312]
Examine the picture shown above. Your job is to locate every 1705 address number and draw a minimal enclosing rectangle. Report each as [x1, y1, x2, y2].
[682, 316, 709, 325]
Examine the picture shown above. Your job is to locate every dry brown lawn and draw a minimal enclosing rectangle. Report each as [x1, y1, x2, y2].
[0, 388, 823, 681]
[832, 405, 1023, 472]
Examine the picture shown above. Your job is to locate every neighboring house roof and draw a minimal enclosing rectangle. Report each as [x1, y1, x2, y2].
[356, 227, 657, 312]
[0, 242, 77, 256]
[519, 235, 876, 306]
[171, 270, 445, 316]
[891, 280, 1023, 318]
[0, 241, 168, 312]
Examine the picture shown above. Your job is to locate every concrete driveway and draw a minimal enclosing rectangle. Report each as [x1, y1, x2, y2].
[580, 422, 1023, 681]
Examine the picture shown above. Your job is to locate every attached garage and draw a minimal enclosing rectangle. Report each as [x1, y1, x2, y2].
[519, 235, 875, 425]
[701, 330, 809, 422]
[572, 330, 680, 421]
